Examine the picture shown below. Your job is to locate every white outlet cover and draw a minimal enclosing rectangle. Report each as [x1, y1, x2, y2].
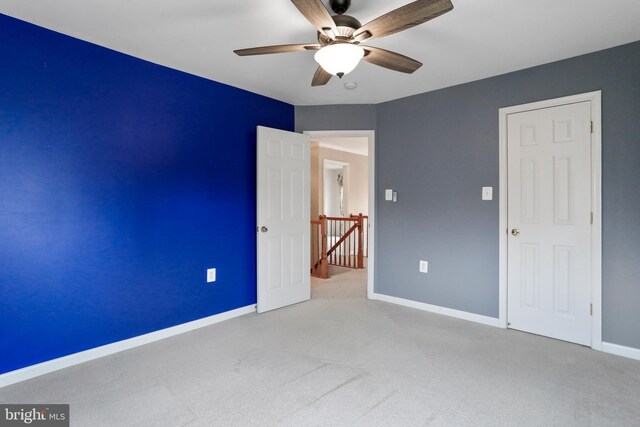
[207, 268, 216, 283]
[482, 187, 493, 201]
[419, 260, 428, 273]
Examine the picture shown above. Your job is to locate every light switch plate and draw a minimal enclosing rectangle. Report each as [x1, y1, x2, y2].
[419, 260, 428, 273]
[482, 187, 493, 201]
[385, 189, 393, 201]
[207, 268, 216, 283]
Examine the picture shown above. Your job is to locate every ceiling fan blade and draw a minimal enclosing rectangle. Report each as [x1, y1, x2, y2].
[354, 0, 453, 40]
[291, 0, 339, 38]
[234, 44, 321, 56]
[362, 46, 423, 74]
[311, 66, 332, 86]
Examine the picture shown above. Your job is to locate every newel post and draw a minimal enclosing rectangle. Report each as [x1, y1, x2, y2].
[320, 215, 329, 279]
[357, 213, 364, 269]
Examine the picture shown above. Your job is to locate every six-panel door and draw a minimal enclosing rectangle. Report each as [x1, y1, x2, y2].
[257, 126, 311, 313]
[507, 102, 592, 345]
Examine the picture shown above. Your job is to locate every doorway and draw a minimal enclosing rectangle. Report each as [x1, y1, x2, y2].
[498, 92, 602, 349]
[305, 130, 375, 299]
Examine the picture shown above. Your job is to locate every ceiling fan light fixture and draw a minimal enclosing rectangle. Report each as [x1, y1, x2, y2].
[236, 0, 453, 87]
[314, 43, 364, 78]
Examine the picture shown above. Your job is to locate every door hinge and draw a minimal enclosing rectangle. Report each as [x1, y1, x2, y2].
[590, 212, 594, 225]
[590, 121, 594, 134]
[590, 304, 593, 316]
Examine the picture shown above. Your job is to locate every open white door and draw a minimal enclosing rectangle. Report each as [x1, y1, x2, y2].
[257, 126, 311, 313]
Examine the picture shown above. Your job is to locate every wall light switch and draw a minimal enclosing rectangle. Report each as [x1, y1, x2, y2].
[207, 268, 216, 283]
[482, 187, 493, 201]
[419, 260, 429, 273]
[385, 189, 393, 201]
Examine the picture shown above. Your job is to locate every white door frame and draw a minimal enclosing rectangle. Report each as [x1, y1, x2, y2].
[498, 91, 602, 350]
[304, 130, 375, 300]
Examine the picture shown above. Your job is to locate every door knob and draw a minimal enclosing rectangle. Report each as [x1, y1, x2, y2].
[261, 226, 268, 233]
[511, 228, 520, 236]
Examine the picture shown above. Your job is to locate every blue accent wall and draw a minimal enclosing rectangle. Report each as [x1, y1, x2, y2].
[0, 14, 294, 374]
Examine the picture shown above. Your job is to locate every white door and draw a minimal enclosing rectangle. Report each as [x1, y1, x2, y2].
[507, 101, 592, 345]
[257, 126, 310, 313]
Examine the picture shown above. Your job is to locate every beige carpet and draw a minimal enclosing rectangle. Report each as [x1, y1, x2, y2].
[311, 266, 367, 299]
[2, 268, 640, 426]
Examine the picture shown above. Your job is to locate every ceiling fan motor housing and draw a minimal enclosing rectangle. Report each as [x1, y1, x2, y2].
[318, 14, 362, 43]
[332, 14, 361, 31]
[330, 0, 351, 15]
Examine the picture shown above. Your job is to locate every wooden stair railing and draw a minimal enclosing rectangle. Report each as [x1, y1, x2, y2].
[311, 214, 366, 279]
[351, 214, 369, 258]
[310, 219, 328, 279]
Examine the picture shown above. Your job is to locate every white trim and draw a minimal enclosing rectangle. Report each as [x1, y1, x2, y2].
[498, 108, 508, 329]
[498, 91, 603, 348]
[316, 141, 368, 157]
[372, 293, 502, 328]
[304, 130, 376, 299]
[323, 159, 349, 168]
[0, 304, 256, 389]
[602, 342, 640, 361]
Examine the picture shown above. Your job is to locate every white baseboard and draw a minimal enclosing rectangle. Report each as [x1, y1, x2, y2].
[372, 293, 501, 328]
[602, 342, 640, 361]
[0, 304, 256, 389]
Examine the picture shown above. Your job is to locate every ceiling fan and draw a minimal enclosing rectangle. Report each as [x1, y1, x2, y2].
[234, 0, 454, 86]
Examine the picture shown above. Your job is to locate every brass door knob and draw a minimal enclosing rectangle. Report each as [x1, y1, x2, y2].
[511, 228, 520, 236]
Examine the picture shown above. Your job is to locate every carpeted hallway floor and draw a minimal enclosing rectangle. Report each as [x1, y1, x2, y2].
[1, 268, 639, 426]
[311, 265, 368, 299]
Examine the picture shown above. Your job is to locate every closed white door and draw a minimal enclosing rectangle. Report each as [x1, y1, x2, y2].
[257, 126, 310, 313]
[507, 101, 592, 345]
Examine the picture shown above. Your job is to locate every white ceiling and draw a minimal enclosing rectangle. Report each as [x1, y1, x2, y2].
[1, 0, 639, 105]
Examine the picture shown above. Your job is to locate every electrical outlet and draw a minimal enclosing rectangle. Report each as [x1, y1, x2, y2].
[419, 260, 428, 273]
[207, 268, 216, 283]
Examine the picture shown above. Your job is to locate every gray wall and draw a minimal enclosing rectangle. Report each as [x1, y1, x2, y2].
[295, 41, 640, 350]
[295, 104, 376, 132]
